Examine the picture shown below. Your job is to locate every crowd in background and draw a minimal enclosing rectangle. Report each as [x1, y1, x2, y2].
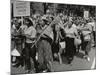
[11, 10, 96, 73]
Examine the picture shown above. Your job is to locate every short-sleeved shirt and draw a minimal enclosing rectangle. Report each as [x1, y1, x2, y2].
[64, 26, 78, 38]
[24, 26, 36, 43]
[82, 23, 92, 36]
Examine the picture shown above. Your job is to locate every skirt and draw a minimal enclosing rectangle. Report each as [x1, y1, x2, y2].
[37, 38, 53, 71]
[65, 37, 76, 58]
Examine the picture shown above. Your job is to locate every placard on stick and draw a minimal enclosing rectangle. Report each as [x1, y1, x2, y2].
[13, 1, 30, 17]
[84, 10, 89, 20]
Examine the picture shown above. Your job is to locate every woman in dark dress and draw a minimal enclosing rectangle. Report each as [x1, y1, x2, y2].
[64, 21, 78, 64]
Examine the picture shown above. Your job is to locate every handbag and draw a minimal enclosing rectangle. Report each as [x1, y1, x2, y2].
[74, 38, 82, 46]
[11, 48, 20, 56]
[84, 35, 91, 41]
[60, 42, 66, 49]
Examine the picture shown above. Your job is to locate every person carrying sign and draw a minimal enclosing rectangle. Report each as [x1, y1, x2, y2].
[22, 18, 38, 73]
[36, 16, 54, 72]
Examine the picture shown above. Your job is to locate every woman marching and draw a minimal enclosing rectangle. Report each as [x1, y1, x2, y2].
[64, 21, 78, 64]
[36, 17, 54, 73]
[22, 18, 38, 73]
[81, 20, 92, 61]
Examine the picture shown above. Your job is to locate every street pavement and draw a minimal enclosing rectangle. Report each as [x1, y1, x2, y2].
[11, 47, 96, 74]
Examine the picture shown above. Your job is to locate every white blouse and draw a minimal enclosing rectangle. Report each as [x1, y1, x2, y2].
[24, 26, 36, 43]
[64, 26, 78, 38]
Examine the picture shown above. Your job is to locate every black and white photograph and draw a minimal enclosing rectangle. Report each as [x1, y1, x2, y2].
[11, 0, 96, 74]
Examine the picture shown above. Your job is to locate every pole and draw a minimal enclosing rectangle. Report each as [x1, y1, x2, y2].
[31, 16, 60, 48]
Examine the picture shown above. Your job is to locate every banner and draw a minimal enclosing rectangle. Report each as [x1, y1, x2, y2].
[13, 1, 30, 17]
